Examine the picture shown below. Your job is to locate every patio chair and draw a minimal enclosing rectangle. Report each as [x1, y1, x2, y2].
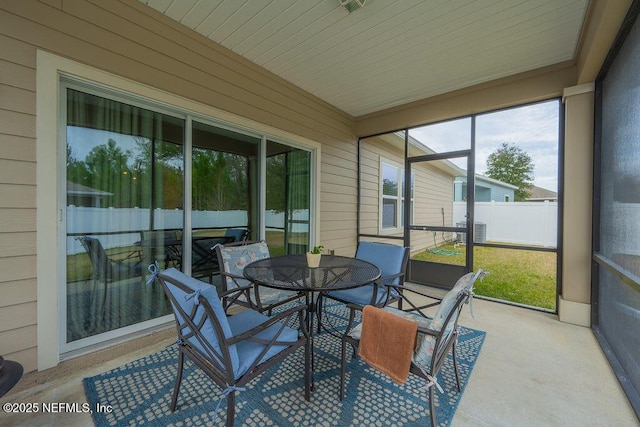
[157, 268, 310, 427]
[317, 241, 409, 331]
[215, 240, 304, 315]
[78, 236, 143, 283]
[191, 236, 234, 284]
[140, 229, 181, 268]
[224, 228, 249, 242]
[339, 270, 485, 427]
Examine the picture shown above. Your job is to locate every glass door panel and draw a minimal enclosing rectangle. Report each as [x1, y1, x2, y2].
[265, 140, 311, 256]
[473, 101, 559, 310]
[406, 120, 472, 289]
[475, 101, 559, 248]
[65, 88, 183, 343]
[191, 121, 259, 285]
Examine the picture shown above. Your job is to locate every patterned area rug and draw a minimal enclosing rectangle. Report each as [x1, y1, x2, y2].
[84, 303, 485, 426]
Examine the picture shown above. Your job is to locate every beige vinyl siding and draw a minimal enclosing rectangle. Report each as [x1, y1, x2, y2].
[0, 29, 37, 370]
[360, 136, 456, 255]
[411, 167, 456, 253]
[0, 0, 356, 372]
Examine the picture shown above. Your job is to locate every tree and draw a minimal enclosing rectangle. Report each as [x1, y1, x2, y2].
[84, 138, 135, 207]
[485, 143, 534, 201]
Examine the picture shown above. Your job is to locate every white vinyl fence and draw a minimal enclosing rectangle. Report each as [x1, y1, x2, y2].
[66, 207, 309, 254]
[453, 201, 557, 247]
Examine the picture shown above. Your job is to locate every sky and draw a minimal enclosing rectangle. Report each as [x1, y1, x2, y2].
[409, 100, 560, 192]
[68, 100, 561, 193]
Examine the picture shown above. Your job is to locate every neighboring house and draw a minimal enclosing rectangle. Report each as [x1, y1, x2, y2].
[526, 185, 558, 202]
[454, 175, 517, 202]
[66, 181, 113, 208]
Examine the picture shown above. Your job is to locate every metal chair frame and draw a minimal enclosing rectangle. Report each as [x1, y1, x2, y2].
[157, 269, 311, 427]
[215, 240, 304, 315]
[340, 270, 483, 427]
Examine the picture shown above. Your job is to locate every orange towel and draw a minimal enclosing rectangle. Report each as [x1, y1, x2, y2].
[358, 306, 418, 384]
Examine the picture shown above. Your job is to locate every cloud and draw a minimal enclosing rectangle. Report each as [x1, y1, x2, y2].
[408, 100, 559, 190]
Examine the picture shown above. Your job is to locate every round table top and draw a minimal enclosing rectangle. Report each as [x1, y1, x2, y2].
[244, 254, 381, 292]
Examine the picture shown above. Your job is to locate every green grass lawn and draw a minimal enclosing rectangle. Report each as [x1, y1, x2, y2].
[412, 243, 557, 310]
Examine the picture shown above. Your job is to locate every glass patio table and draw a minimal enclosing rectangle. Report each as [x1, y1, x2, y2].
[244, 254, 381, 390]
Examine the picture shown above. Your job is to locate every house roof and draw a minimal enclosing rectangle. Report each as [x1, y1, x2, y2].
[526, 185, 558, 201]
[67, 181, 113, 197]
[137, 0, 591, 117]
[455, 174, 519, 190]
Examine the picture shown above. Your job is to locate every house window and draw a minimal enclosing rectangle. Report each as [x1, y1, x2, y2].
[504, 195, 510, 202]
[381, 161, 414, 230]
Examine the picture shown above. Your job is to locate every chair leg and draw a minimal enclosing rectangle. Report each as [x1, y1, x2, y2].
[170, 351, 185, 412]
[452, 339, 461, 392]
[429, 385, 437, 427]
[339, 339, 348, 401]
[304, 334, 311, 401]
[226, 390, 235, 427]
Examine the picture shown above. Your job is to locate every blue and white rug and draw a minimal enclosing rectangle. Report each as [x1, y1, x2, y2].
[84, 303, 485, 426]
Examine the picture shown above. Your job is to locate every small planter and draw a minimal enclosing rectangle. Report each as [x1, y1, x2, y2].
[306, 252, 321, 268]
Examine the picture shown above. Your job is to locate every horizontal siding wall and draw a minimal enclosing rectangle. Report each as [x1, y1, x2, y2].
[359, 136, 455, 255]
[0, 0, 356, 372]
[0, 29, 37, 371]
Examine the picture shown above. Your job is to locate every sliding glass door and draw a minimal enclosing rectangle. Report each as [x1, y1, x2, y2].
[62, 83, 315, 351]
[65, 88, 183, 343]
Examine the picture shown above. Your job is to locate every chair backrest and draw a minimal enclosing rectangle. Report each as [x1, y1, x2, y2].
[157, 268, 239, 375]
[216, 241, 270, 291]
[79, 236, 111, 281]
[224, 228, 249, 242]
[355, 242, 409, 286]
[413, 270, 483, 373]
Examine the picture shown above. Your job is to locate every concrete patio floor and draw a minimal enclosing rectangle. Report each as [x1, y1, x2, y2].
[0, 294, 637, 426]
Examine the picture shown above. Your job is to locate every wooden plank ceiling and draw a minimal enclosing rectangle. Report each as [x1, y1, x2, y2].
[138, 0, 589, 117]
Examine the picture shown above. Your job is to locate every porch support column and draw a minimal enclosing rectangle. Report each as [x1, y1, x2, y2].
[559, 83, 594, 327]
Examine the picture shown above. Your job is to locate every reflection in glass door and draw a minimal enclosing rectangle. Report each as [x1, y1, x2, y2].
[63, 84, 316, 352]
[191, 121, 259, 287]
[266, 141, 311, 256]
[65, 88, 183, 343]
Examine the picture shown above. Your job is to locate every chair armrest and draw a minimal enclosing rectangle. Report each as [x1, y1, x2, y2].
[345, 302, 364, 312]
[219, 284, 254, 311]
[219, 284, 253, 299]
[385, 283, 443, 312]
[375, 271, 405, 286]
[220, 271, 246, 282]
[108, 249, 142, 264]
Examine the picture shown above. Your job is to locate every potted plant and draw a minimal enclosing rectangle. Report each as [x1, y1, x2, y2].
[306, 245, 324, 268]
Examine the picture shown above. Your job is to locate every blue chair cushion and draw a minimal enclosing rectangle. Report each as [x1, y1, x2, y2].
[219, 242, 271, 292]
[355, 242, 406, 286]
[327, 284, 390, 306]
[227, 309, 300, 379]
[413, 272, 475, 374]
[219, 242, 296, 307]
[327, 242, 406, 306]
[161, 268, 239, 371]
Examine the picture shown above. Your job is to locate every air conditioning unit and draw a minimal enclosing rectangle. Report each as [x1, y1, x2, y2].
[456, 221, 486, 244]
